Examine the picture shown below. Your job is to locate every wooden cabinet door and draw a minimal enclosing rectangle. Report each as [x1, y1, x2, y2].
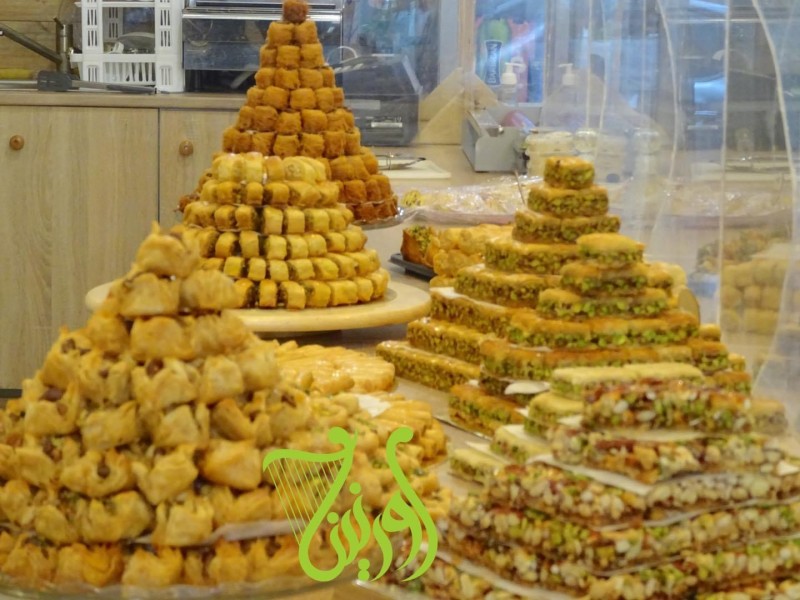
[158, 109, 238, 227]
[0, 106, 158, 389]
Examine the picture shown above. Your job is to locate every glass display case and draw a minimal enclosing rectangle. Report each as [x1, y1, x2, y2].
[462, 0, 799, 420]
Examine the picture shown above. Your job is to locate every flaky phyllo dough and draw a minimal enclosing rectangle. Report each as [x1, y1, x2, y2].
[0, 224, 447, 591]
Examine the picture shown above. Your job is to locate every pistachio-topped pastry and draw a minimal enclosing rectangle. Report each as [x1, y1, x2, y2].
[577, 232, 646, 268]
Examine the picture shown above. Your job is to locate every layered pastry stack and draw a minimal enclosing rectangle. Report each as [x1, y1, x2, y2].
[377, 157, 621, 397]
[0, 226, 446, 591]
[215, 0, 397, 222]
[180, 153, 390, 309]
[397, 364, 800, 599]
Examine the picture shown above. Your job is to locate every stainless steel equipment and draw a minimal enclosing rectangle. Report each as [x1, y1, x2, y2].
[182, 0, 343, 91]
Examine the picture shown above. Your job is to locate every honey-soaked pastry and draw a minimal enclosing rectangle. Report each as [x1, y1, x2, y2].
[353, 277, 375, 303]
[265, 181, 290, 206]
[233, 278, 257, 307]
[252, 132, 275, 155]
[326, 253, 358, 279]
[259, 46, 277, 68]
[330, 156, 355, 180]
[54, 543, 124, 588]
[316, 157, 333, 179]
[293, 17, 318, 43]
[258, 280, 279, 308]
[76, 350, 135, 406]
[254, 67, 275, 88]
[207, 541, 251, 585]
[343, 228, 367, 252]
[345, 130, 361, 155]
[151, 404, 210, 448]
[130, 317, 195, 362]
[153, 494, 215, 547]
[224, 252, 249, 277]
[215, 232, 239, 258]
[328, 280, 359, 306]
[234, 206, 259, 232]
[239, 232, 260, 259]
[273, 134, 300, 158]
[317, 181, 340, 205]
[365, 177, 381, 201]
[268, 260, 290, 282]
[132, 446, 198, 505]
[85, 311, 129, 355]
[280, 280, 307, 309]
[180, 269, 239, 312]
[234, 339, 278, 390]
[323, 231, 346, 253]
[262, 206, 284, 234]
[23, 382, 81, 436]
[276, 45, 300, 69]
[75, 490, 153, 543]
[283, 206, 305, 233]
[323, 131, 346, 159]
[372, 173, 392, 197]
[328, 206, 351, 229]
[231, 129, 253, 153]
[80, 401, 140, 450]
[34, 508, 76, 552]
[243, 152, 264, 182]
[183, 227, 219, 257]
[267, 22, 294, 48]
[193, 312, 250, 356]
[263, 85, 289, 110]
[315, 87, 335, 112]
[213, 153, 244, 181]
[300, 132, 325, 157]
[367, 268, 390, 297]
[299, 67, 323, 88]
[201, 439, 262, 490]
[248, 257, 268, 281]
[311, 257, 339, 281]
[344, 179, 367, 202]
[137, 225, 202, 277]
[214, 204, 237, 229]
[245, 87, 263, 107]
[303, 208, 330, 233]
[253, 105, 279, 130]
[287, 180, 322, 207]
[284, 155, 322, 181]
[15, 446, 57, 488]
[243, 181, 265, 206]
[326, 108, 350, 132]
[122, 546, 184, 587]
[2, 535, 58, 583]
[60, 449, 135, 498]
[197, 355, 245, 405]
[348, 155, 370, 179]
[211, 398, 255, 440]
[332, 86, 345, 108]
[303, 280, 332, 307]
[287, 258, 314, 280]
[184, 200, 217, 226]
[216, 180, 241, 205]
[301, 108, 327, 133]
[285, 234, 309, 259]
[263, 155, 285, 180]
[304, 233, 327, 256]
[275, 110, 302, 135]
[318, 66, 335, 87]
[290, 87, 317, 110]
[118, 273, 180, 318]
[347, 249, 380, 275]
[202, 257, 224, 271]
[236, 105, 255, 129]
[265, 235, 288, 260]
[131, 358, 200, 410]
[300, 43, 324, 68]
[362, 150, 379, 174]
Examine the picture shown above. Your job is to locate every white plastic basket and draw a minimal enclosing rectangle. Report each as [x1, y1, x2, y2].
[74, 0, 184, 92]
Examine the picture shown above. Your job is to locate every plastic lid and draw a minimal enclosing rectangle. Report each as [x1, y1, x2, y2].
[559, 63, 576, 86]
[501, 62, 518, 86]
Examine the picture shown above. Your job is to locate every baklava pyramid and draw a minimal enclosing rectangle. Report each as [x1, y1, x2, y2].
[218, 0, 398, 223]
[0, 225, 444, 591]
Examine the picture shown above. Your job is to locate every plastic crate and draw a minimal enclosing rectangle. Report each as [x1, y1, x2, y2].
[73, 0, 184, 92]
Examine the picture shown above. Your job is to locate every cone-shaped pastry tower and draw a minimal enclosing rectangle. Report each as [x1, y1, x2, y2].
[220, 0, 398, 223]
[0, 225, 444, 590]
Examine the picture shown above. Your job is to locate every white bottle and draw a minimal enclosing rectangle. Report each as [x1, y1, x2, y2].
[498, 61, 519, 106]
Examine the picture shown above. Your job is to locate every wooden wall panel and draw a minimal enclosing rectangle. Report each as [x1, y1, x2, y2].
[0, 0, 63, 73]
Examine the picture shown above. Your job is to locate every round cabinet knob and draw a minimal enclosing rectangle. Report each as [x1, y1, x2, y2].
[179, 140, 194, 157]
[9, 135, 24, 151]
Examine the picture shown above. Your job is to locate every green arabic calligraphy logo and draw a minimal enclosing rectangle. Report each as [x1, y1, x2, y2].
[262, 426, 438, 583]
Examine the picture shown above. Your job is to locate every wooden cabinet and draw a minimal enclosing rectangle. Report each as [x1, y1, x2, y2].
[0, 106, 158, 388]
[158, 109, 238, 226]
